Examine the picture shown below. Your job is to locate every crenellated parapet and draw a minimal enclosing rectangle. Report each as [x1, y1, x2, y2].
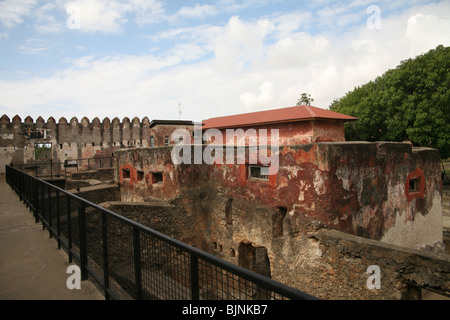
[0, 114, 194, 173]
[0, 114, 154, 148]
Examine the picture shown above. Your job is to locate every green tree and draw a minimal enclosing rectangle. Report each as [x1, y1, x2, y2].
[330, 45, 450, 158]
[297, 93, 314, 106]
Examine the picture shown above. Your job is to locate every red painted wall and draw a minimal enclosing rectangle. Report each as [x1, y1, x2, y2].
[205, 119, 346, 146]
[115, 142, 441, 243]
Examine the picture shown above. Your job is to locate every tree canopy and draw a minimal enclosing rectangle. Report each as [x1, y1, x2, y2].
[330, 45, 450, 158]
[297, 93, 314, 106]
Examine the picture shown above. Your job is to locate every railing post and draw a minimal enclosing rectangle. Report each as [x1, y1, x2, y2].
[67, 197, 73, 263]
[56, 189, 61, 249]
[18, 168, 23, 201]
[101, 212, 110, 300]
[25, 174, 29, 209]
[190, 255, 199, 300]
[48, 184, 52, 238]
[78, 203, 88, 281]
[41, 181, 45, 229]
[133, 228, 143, 300]
[34, 178, 39, 223]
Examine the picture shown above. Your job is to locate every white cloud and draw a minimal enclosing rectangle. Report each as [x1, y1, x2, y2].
[64, 0, 125, 34]
[62, 0, 167, 33]
[17, 38, 52, 55]
[0, 0, 37, 28]
[212, 16, 275, 71]
[176, 4, 218, 20]
[272, 11, 314, 38]
[217, 0, 270, 12]
[34, 1, 65, 34]
[240, 81, 275, 110]
[265, 32, 330, 70]
[406, 13, 450, 56]
[130, 0, 166, 25]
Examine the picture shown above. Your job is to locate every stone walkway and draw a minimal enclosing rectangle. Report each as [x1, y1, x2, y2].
[0, 175, 104, 300]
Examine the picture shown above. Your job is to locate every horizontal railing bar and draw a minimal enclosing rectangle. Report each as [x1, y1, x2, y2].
[11, 156, 113, 167]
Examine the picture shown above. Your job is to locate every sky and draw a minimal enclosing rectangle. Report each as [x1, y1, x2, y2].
[0, 0, 449, 124]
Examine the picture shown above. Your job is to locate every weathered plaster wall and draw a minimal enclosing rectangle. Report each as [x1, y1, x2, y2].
[113, 143, 448, 299]
[115, 142, 442, 250]
[113, 142, 446, 299]
[150, 123, 195, 147]
[209, 120, 346, 146]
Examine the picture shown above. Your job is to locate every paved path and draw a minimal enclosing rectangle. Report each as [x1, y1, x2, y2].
[0, 175, 104, 300]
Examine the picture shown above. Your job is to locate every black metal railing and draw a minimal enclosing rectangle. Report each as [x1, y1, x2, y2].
[5, 164, 317, 300]
[11, 156, 113, 179]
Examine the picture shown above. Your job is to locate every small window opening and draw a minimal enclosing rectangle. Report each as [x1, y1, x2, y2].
[122, 168, 130, 179]
[164, 135, 170, 146]
[409, 178, 420, 193]
[151, 172, 163, 184]
[137, 170, 144, 181]
[34, 143, 52, 160]
[248, 165, 269, 181]
[150, 136, 155, 147]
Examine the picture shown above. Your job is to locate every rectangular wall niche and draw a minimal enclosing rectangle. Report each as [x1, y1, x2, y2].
[151, 172, 163, 184]
[273, 207, 287, 237]
[225, 198, 233, 225]
[122, 168, 131, 179]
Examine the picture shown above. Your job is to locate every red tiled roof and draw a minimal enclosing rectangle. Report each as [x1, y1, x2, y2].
[202, 105, 357, 129]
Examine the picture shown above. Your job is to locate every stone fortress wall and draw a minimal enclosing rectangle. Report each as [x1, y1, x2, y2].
[0, 114, 193, 174]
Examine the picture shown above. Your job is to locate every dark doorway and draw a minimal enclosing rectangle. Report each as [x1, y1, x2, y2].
[238, 242, 272, 299]
[238, 242, 271, 278]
